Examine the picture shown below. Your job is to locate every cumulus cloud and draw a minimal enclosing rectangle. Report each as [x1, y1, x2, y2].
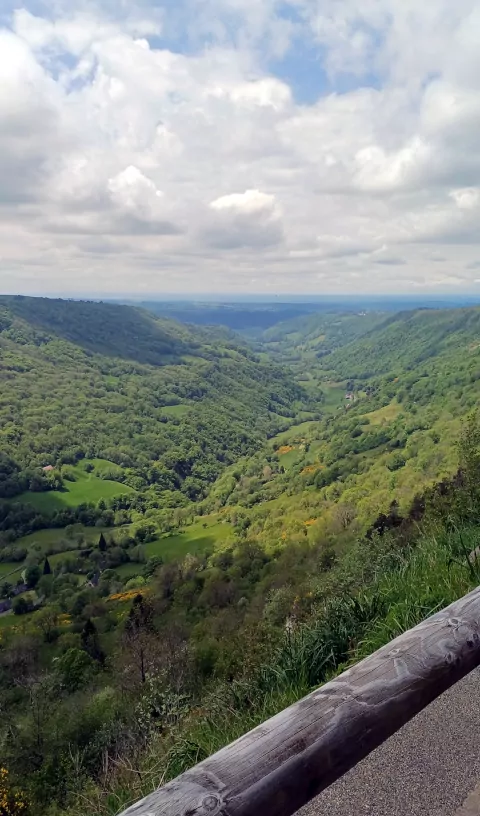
[204, 189, 283, 248]
[0, 29, 62, 204]
[2, 0, 480, 294]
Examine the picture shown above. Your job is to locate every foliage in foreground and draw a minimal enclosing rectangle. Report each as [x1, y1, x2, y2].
[62, 514, 480, 816]
[4, 459, 476, 816]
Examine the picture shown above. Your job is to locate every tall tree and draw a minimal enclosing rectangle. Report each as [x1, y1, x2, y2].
[123, 594, 156, 684]
[98, 533, 108, 552]
[80, 618, 105, 665]
[43, 556, 52, 575]
[25, 564, 41, 589]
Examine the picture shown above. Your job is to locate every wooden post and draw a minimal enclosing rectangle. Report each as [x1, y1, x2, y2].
[119, 585, 480, 816]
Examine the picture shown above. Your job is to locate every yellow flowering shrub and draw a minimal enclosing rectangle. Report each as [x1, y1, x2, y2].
[277, 445, 294, 455]
[0, 768, 28, 816]
[107, 588, 151, 603]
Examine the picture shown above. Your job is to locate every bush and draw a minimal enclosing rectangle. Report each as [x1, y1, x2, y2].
[61, 466, 76, 482]
[125, 576, 146, 590]
[0, 767, 29, 815]
[12, 597, 33, 616]
[386, 453, 406, 472]
[25, 564, 41, 589]
[56, 648, 96, 692]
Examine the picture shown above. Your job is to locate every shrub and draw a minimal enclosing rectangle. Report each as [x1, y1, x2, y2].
[12, 597, 33, 616]
[0, 767, 28, 815]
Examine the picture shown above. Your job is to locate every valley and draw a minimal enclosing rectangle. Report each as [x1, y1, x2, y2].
[2, 296, 480, 815]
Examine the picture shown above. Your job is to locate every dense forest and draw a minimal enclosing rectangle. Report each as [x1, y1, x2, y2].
[0, 297, 313, 539]
[3, 297, 480, 816]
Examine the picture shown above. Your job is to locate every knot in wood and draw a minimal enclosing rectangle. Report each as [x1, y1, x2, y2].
[202, 794, 222, 812]
[186, 793, 224, 815]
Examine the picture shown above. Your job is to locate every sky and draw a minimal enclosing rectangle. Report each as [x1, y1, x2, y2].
[2, 1, 480, 296]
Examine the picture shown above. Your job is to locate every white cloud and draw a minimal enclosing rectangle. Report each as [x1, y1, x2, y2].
[210, 189, 276, 214]
[450, 188, 480, 210]
[0, 29, 62, 203]
[206, 189, 283, 248]
[108, 166, 162, 213]
[2, 0, 480, 294]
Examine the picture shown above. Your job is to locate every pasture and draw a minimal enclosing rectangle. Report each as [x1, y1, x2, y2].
[159, 404, 191, 417]
[145, 518, 232, 562]
[18, 462, 135, 514]
[0, 562, 22, 579]
[363, 400, 401, 426]
[16, 525, 111, 552]
[322, 383, 347, 413]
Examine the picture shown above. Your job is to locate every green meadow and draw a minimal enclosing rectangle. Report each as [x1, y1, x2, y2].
[322, 383, 348, 412]
[0, 562, 22, 579]
[18, 462, 135, 514]
[114, 563, 146, 579]
[159, 404, 192, 417]
[16, 525, 111, 552]
[145, 517, 232, 562]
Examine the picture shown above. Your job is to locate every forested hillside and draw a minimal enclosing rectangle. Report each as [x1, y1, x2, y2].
[324, 308, 480, 378]
[4, 299, 480, 816]
[220, 306, 480, 532]
[0, 297, 312, 539]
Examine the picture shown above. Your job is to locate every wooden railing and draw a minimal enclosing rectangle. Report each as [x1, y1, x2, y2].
[119, 586, 480, 816]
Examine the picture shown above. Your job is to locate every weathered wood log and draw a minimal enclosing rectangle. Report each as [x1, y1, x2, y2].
[120, 586, 480, 816]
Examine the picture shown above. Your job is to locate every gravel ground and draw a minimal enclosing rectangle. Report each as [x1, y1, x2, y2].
[297, 668, 480, 816]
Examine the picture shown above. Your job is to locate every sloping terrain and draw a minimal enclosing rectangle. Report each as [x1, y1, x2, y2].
[3, 301, 480, 816]
[0, 297, 310, 517]
[323, 307, 480, 378]
[201, 306, 480, 544]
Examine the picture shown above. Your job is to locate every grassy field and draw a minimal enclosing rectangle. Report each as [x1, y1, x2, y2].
[0, 608, 39, 632]
[89, 458, 124, 477]
[18, 463, 135, 514]
[159, 404, 191, 417]
[0, 612, 16, 630]
[16, 525, 111, 552]
[145, 518, 232, 562]
[0, 526, 112, 583]
[1, 517, 231, 586]
[270, 421, 320, 447]
[49, 549, 82, 567]
[322, 383, 347, 413]
[363, 400, 401, 425]
[0, 562, 22, 579]
[115, 563, 145, 579]
[277, 448, 301, 470]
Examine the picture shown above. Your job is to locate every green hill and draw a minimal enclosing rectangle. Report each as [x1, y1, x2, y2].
[259, 310, 389, 360]
[324, 307, 480, 378]
[0, 295, 210, 365]
[198, 305, 480, 543]
[5, 300, 480, 816]
[0, 296, 312, 539]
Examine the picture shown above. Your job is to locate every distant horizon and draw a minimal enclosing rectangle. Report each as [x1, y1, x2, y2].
[5, 291, 480, 306]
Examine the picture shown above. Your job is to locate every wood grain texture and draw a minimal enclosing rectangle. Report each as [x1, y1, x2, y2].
[119, 585, 480, 816]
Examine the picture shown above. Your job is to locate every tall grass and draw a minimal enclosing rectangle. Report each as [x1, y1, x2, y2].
[65, 521, 480, 816]
[160, 523, 480, 780]
[355, 526, 480, 658]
